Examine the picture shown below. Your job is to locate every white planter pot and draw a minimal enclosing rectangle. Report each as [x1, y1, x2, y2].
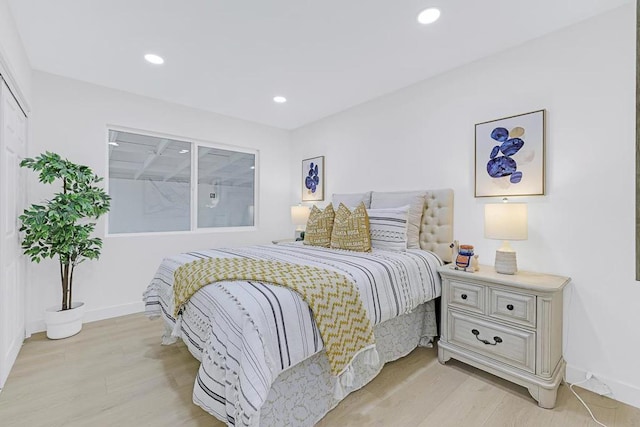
[44, 302, 85, 339]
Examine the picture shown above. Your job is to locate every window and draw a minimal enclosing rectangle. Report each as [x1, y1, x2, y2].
[107, 129, 256, 234]
[197, 146, 255, 228]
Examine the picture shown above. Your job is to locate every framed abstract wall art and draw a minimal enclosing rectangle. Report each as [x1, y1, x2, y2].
[475, 109, 545, 197]
[302, 156, 324, 201]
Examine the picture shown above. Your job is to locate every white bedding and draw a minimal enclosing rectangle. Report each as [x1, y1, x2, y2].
[143, 242, 442, 426]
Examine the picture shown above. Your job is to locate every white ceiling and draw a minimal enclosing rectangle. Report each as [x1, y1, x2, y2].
[7, 0, 631, 130]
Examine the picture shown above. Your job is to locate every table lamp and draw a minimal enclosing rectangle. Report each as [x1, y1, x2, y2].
[291, 205, 310, 240]
[484, 203, 528, 274]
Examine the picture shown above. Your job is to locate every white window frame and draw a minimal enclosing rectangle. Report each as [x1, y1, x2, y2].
[105, 125, 259, 237]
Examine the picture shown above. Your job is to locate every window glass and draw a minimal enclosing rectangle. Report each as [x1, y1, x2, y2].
[108, 130, 191, 233]
[197, 146, 255, 228]
[107, 129, 257, 234]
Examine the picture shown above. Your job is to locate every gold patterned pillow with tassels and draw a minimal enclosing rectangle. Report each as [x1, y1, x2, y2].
[303, 203, 335, 247]
[331, 202, 371, 252]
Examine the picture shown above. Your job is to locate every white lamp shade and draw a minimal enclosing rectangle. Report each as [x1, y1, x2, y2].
[291, 205, 310, 226]
[484, 203, 528, 241]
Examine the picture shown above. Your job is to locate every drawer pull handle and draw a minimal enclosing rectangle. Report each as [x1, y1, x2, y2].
[471, 329, 503, 346]
[461, 294, 468, 300]
[506, 304, 514, 311]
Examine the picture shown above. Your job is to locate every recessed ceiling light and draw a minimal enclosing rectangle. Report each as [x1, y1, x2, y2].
[417, 8, 440, 25]
[108, 142, 119, 147]
[144, 53, 164, 65]
[250, 166, 255, 170]
[179, 149, 189, 154]
[273, 96, 287, 104]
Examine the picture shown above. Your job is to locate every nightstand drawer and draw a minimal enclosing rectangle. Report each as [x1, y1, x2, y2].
[448, 310, 535, 373]
[448, 280, 485, 314]
[489, 288, 536, 328]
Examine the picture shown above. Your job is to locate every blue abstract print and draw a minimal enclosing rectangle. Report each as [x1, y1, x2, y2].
[486, 126, 526, 184]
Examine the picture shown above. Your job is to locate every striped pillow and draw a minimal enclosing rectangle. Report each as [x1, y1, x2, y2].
[330, 203, 371, 252]
[368, 205, 410, 251]
[370, 191, 426, 249]
[303, 204, 335, 247]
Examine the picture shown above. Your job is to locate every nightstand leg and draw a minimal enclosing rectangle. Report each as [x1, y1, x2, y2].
[437, 346, 450, 365]
[528, 385, 558, 409]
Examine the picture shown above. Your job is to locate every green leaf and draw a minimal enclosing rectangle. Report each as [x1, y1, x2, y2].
[20, 152, 111, 308]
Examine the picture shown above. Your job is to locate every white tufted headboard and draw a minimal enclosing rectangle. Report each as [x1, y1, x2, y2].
[333, 188, 454, 262]
[419, 189, 454, 263]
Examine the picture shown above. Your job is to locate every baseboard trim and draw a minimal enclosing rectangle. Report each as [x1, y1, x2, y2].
[27, 302, 145, 335]
[566, 364, 640, 410]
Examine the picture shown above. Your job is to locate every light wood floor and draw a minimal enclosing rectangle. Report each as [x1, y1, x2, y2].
[1, 313, 638, 427]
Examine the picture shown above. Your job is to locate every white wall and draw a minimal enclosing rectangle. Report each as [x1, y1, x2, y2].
[27, 71, 292, 331]
[291, 5, 640, 408]
[0, 0, 31, 108]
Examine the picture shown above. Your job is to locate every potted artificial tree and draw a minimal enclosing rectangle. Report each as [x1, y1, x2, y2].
[19, 152, 110, 339]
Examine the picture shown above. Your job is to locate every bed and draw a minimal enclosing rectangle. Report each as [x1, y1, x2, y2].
[143, 189, 453, 426]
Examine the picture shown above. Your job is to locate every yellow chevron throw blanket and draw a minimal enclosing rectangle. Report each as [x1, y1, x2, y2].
[173, 257, 375, 376]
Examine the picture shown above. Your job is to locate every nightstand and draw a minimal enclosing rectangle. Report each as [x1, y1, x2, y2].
[437, 264, 570, 409]
[271, 238, 296, 244]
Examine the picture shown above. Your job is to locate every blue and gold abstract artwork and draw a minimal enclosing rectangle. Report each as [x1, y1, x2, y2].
[302, 156, 324, 201]
[475, 110, 545, 197]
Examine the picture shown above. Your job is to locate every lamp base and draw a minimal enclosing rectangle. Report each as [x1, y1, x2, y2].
[495, 250, 517, 275]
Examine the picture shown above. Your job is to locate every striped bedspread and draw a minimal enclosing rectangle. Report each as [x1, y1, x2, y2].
[143, 242, 442, 426]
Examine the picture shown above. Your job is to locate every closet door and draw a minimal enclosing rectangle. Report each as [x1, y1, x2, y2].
[0, 79, 27, 389]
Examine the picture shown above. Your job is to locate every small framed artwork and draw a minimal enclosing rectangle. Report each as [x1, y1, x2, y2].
[475, 109, 545, 197]
[302, 156, 324, 201]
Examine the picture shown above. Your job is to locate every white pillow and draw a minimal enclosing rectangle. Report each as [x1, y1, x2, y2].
[367, 205, 409, 251]
[332, 191, 372, 209]
[370, 191, 426, 249]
